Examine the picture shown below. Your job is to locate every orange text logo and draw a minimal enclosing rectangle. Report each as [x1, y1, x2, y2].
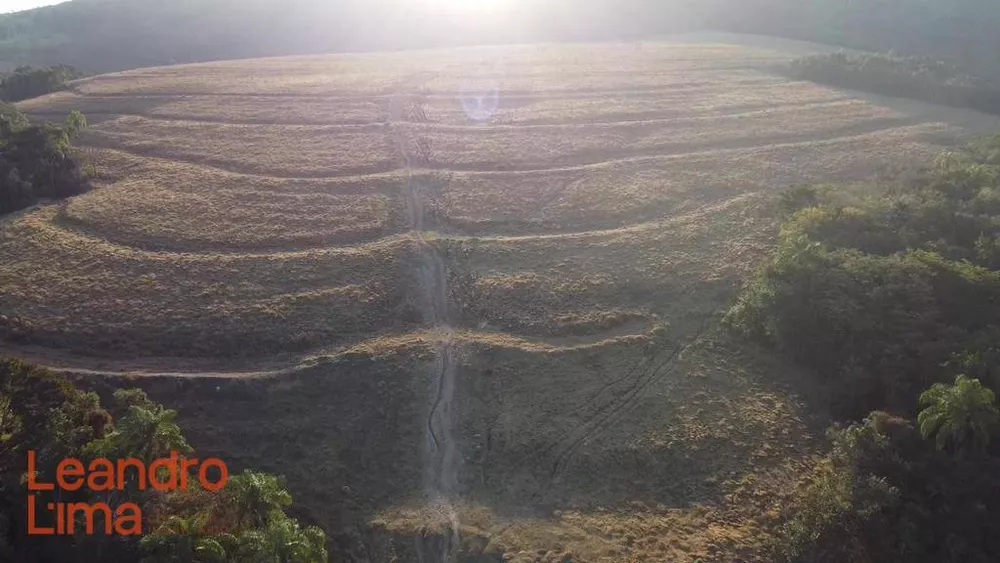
[26, 450, 228, 535]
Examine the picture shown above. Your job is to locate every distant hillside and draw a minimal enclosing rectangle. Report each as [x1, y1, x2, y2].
[0, 0, 703, 72]
[1, 0, 1000, 73]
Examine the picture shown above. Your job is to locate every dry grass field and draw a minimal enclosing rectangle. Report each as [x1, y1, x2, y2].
[3, 35, 998, 561]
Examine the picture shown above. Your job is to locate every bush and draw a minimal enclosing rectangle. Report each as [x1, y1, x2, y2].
[772, 413, 904, 563]
[0, 101, 27, 131]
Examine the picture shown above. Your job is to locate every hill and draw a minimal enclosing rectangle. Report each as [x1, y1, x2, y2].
[3, 37, 999, 561]
[2, 0, 1000, 73]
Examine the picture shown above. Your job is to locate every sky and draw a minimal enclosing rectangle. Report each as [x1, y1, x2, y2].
[2, 0, 68, 14]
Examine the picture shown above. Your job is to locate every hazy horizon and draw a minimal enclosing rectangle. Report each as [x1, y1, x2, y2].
[2, 0, 68, 14]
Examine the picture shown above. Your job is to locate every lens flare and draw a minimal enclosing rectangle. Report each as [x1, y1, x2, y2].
[459, 79, 500, 121]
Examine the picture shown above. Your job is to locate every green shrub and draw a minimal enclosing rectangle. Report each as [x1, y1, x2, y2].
[0, 101, 27, 132]
[772, 413, 904, 563]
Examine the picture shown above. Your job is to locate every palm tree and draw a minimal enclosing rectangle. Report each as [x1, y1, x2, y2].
[139, 514, 227, 563]
[84, 389, 192, 463]
[115, 404, 192, 462]
[224, 516, 327, 563]
[224, 471, 292, 531]
[83, 398, 192, 498]
[918, 374, 1000, 451]
[258, 517, 327, 563]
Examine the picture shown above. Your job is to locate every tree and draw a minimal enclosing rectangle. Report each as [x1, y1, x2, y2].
[0, 64, 82, 102]
[85, 389, 192, 463]
[917, 374, 1000, 451]
[787, 52, 1000, 115]
[1, 358, 326, 562]
[141, 473, 327, 563]
[222, 471, 293, 530]
[772, 407, 1000, 562]
[227, 516, 327, 563]
[0, 358, 118, 562]
[140, 514, 227, 563]
[0, 110, 90, 216]
[64, 109, 87, 138]
[0, 102, 27, 134]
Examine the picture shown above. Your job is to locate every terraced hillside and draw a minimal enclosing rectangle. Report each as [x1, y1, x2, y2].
[2, 38, 997, 561]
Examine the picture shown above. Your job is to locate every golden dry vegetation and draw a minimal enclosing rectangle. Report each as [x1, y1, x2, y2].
[3, 36, 998, 561]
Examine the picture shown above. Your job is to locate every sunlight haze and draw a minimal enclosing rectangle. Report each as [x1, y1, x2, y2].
[4, 0, 1000, 561]
[422, 0, 515, 14]
[2, 0, 68, 14]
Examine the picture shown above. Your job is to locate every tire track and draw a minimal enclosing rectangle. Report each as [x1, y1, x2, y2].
[543, 312, 716, 493]
[389, 75, 460, 563]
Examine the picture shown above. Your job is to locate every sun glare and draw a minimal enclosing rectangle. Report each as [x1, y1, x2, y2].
[422, 0, 513, 15]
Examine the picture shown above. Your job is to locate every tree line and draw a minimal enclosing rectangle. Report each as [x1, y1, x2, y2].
[728, 136, 1000, 560]
[0, 65, 82, 103]
[0, 357, 327, 562]
[0, 102, 89, 216]
[789, 52, 1000, 115]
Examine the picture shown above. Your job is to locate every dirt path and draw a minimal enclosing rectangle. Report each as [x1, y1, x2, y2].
[389, 79, 461, 563]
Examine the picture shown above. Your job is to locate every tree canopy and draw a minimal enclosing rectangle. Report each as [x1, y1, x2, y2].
[0, 64, 82, 102]
[918, 374, 1000, 451]
[0, 105, 89, 216]
[728, 136, 1000, 417]
[730, 137, 1000, 561]
[0, 358, 327, 563]
[788, 52, 1000, 115]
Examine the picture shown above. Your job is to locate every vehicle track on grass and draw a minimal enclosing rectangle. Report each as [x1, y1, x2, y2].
[389, 75, 460, 562]
[542, 312, 715, 496]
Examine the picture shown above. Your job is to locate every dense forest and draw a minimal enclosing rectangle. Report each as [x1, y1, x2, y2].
[788, 53, 1000, 116]
[0, 64, 82, 102]
[0, 357, 327, 562]
[728, 136, 1000, 561]
[0, 0, 999, 73]
[0, 102, 89, 216]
